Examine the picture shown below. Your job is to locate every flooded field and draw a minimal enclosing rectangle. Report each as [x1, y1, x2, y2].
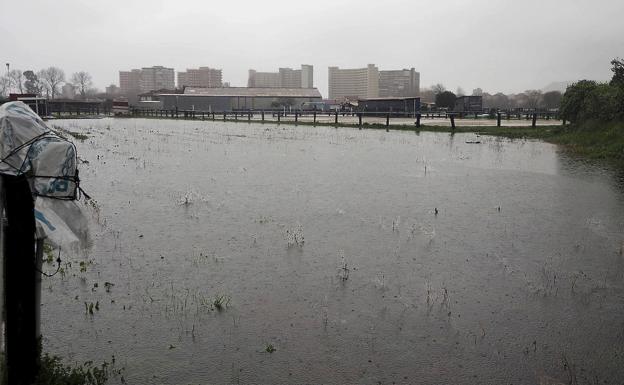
[41, 118, 624, 384]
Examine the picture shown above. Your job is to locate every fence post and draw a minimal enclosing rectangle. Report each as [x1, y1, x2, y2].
[2, 175, 39, 385]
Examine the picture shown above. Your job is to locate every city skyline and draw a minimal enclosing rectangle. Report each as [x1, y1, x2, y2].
[2, 0, 621, 98]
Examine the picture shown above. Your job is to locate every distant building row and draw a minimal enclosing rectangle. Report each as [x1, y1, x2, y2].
[328, 65, 419, 100]
[248, 65, 313, 88]
[120, 65, 314, 94]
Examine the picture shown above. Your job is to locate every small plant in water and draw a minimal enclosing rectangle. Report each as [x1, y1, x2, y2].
[265, 343, 276, 353]
[338, 250, 350, 281]
[286, 223, 305, 247]
[213, 294, 230, 311]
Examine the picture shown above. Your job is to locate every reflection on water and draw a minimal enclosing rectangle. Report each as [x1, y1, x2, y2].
[40, 118, 624, 384]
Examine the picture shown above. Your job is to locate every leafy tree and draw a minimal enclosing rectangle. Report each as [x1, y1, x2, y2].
[435, 90, 456, 109]
[23, 70, 42, 94]
[541, 91, 562, 109]
[559, 80, 598, 123]
[71, 71, 93, 99]
[38, 67, 65, 99]
[610, 58, 624, 87]
[456, 87, 465, 97]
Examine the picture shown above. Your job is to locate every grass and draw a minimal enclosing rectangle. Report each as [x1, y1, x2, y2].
[33, 350, 123, 385]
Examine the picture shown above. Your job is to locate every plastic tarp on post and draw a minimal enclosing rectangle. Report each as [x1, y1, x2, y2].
[0, 101, 90, 251]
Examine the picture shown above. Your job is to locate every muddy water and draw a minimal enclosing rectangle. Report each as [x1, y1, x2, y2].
[41, 118, 624, 384]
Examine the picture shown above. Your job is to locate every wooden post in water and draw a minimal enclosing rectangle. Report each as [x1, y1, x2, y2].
[416, 113, 421, 128]
[334, 111, 338, 125]
[2, 175, 39, 385]
[278, 112, 281, 123]
[450, 114, 456, 129]
[223, 112, 226, 121]
[234, 112, 238, 121]
[497, 112, 502, 127]
[358, 113, 362, 129]
[248, 111, 251, 122]
[386, 113, 390, 127]
[313, 111, 317, 125]
[532, 113, 537, 127]
[261, 110, 265, 122]
[295, 111, 298, 124]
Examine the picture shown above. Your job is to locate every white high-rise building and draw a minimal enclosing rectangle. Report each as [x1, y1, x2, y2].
[328, 64, 379, 100]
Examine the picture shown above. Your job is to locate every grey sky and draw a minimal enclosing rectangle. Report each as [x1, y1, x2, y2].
[2, 0, 623, 97]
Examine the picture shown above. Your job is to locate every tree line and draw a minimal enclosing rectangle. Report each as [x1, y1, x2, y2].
[559, 58, 624, 124]
[0, 67, 95, 100]
[420, 84, 563, 111]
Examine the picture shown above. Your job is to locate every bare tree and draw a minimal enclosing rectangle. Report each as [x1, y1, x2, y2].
[71, 71, 93, 99]
[431, 83, 446, 95]
[524, 90, 543, 109]
[0, 76, 10, 98]
[7, 70, 24, 93]
[38, 67, 65, 99]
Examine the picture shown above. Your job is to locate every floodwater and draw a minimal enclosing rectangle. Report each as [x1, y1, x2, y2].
[41, 118, 624, 384]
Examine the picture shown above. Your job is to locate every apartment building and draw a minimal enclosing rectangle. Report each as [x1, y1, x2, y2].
[247, 65, 314, 88]
[119, 66, 174, 94]
[328, 64, 379, 100]
[379, 68, 420, 97]
[178, 67, 223, 88]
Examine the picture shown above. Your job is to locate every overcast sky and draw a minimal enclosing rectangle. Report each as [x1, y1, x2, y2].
[2, 0, 623, 97]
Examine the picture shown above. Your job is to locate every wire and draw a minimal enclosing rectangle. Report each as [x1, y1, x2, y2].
[35, 246, 62, 278]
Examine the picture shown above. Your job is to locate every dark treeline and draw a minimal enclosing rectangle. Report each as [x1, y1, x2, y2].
[421, 85, 563, 110]
[560, 58, 624, 124]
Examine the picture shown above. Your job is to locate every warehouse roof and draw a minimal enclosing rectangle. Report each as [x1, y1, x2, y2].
[159, 87, 322, 98]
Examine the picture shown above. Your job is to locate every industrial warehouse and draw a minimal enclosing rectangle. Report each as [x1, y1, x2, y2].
[158, 87, 323, 111]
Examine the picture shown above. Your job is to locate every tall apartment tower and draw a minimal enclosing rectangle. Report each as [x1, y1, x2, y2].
[247, 65, 314, 88]
[178, 67, 223, 88]
[379, 68, 420, 97]
[119, 69, 141, 94]
[139, 66, 175, 92]
[301, 64, 313, 88]
[328, 64, 379, 100]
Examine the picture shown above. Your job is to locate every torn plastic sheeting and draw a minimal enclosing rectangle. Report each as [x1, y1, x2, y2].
[0, 101, 90, 250]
